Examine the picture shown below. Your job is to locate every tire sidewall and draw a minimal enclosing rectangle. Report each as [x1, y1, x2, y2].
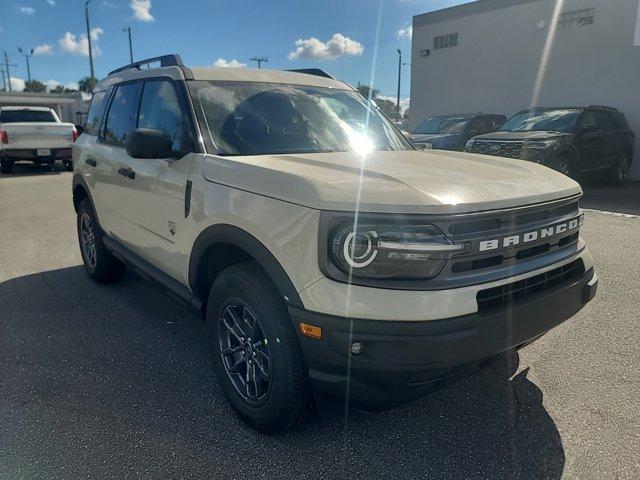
[77, 200, 99, 277]
[206, 265, 306, 433]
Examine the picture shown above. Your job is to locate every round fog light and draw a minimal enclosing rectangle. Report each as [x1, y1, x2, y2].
[350, 342, 363, 355]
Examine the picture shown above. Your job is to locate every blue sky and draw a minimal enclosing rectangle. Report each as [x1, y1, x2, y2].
[0, 0, 469, 104]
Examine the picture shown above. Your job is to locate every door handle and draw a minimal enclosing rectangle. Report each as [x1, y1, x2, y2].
[117, 167, 136, 179]
[85, 158, 97, 167]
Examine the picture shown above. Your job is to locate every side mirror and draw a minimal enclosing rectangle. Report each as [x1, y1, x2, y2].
[581, 123, 598, 133]
[126, 128, 173, 159]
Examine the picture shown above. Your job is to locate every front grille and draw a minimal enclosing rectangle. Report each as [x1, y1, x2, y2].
[472, 140, 526, 159]
[476, 260, 583, 311]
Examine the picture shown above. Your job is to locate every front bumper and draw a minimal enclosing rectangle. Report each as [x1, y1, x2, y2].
[291, 266, 597, 411]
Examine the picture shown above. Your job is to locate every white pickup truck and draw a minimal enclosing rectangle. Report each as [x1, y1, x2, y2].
[0, 106, 78, 174]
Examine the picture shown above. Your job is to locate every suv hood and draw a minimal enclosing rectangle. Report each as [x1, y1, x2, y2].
[202, 150, 581, 214]
[473, 130, 573, 141]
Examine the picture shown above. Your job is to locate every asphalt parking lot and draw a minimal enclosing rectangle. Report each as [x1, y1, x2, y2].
[1, 164, 639, 480]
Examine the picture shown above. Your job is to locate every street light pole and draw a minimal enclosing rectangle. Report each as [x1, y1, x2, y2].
[85, 0, 95, 81]
[396, 49, 402, 123]
[18, 48, 34, 83]
[123, 27, 133, 63]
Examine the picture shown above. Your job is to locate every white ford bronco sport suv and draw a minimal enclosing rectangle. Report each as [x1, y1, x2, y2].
[72, 55, 598, 434]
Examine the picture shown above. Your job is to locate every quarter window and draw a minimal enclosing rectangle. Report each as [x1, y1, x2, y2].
[137, 80, 186, 152]
[596, 112, 618, 131]
[84, 90, 109, 136]
[103, 82, 142, 147]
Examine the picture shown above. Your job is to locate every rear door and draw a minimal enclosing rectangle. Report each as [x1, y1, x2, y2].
[576, 110, 605, 171]
[595, 111, 622, 168]
[110, 78, 196, 279]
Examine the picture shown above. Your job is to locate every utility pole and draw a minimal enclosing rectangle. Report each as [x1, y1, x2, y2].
[250, 56, 268, 69]
[396, 49, 402, 122]
[0, 68, 6, 91]
[18, 48, 34, 82]
[2, 52, 17, 92]
[123, 27, 133, 63]
[85, 0, 95, 82]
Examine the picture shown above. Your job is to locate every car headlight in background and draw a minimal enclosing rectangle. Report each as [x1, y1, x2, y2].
[465, 139, 477, 150]
[415, 143, 432, 150]
[526, 139, 561, 150]
[328, 222, 465, 280]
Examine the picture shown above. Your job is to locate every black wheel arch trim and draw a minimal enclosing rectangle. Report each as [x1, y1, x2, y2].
[72, 174, 104, 229]
[188, 224, 304, 309]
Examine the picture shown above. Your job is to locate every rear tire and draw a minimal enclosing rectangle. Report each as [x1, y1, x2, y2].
[77, 198, 125, 283]
[1, 159, 14, 174]
[607, 152, 632, 185]
[63, 160, 73, 172]
[206, 262, 311, 435]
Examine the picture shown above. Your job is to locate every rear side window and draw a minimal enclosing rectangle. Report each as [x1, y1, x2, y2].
[596, 112, 618, 132]
[84, 90, 109, 136]
[0, 110, 56, 123]
[103, 82, 142, 147]
[137, 80, 187, 152]
[613, 112, 630, 130]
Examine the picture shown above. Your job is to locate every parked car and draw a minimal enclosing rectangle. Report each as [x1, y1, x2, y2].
[465, 106, 635, 184]
[72, 55, 597, 434]
[411, 113, 506, 151]
[0, 106, 79, 173]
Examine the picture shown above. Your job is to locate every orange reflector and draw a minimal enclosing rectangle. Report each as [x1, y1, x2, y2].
[300, 322, 322, 340]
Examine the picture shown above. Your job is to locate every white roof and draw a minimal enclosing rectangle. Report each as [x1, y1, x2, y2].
[0, 105, 54, 111]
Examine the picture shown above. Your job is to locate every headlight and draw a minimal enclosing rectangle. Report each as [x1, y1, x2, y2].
[328, 222, 465, 280]
[423, 142, 433, 149]
[527, 140, 560, 150]
[415, 143, 432, 150]
[465, 139, 477, 150]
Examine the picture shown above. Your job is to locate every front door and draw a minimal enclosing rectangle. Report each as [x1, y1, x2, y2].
[576, 110, 605, 171]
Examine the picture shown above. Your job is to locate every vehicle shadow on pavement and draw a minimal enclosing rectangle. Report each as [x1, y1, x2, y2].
[0, 162, 64, 178]
[0, 266, 564, 480]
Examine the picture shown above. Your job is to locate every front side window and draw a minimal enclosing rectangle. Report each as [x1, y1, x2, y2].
[501, 109, 581, 133]
[103, 82, 142, 146]
[190, 81, 410, 156]
[137, 80, 186, 152]
[0, 110, 56, 123]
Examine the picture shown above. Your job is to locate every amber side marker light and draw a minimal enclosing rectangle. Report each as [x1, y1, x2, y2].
[300, 322, 322, 340]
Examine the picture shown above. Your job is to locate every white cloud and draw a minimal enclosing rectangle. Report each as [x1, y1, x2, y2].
[46, 0, 55, 5]
[45, 79, 60, 91]
[10, 77, 26, 92]
[17, 6, 36, 15]
[397, 25, 413, 40]
[130, 0, 154, 22]
[213, 58, 247, 68]
[288, 33, 364, 60]
[33, 44, 54, 55]
[59, 28, 103, 56]
[65, 82, 79, 91]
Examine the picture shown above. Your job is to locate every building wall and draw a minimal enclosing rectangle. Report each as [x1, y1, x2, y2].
[0, 92, 85, 124]
[411, 0, 640, 179]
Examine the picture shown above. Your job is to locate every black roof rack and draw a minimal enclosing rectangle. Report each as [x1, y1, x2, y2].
[286, 68, 335, 79]
[108, 54, 185, 76]
[586, 105, 618, 111]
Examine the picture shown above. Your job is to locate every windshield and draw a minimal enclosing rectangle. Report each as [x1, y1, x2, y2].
[0, 110, 57, 123]
[413, 116, 471, 135]
[500, 109, 580, 133]
[190, 81, 411, 156]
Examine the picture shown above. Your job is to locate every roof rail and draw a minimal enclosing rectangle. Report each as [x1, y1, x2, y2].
[108, 54, 185, 76]
[286, 68, 335, 79]
[586, 105, 618, 111]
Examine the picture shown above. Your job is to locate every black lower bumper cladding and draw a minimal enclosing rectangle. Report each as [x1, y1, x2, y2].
[290, 265, 596, 411]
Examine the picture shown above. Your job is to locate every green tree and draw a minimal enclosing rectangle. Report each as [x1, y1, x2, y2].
[78, 77, 97, 93]
[374, 98, 397, 119]
[50, 85, 66, 94]
[24, 80, 47, 93]
[357, 85, 379, 100]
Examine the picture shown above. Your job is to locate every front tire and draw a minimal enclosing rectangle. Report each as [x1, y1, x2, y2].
[77, 198, 125, 283]
[206, 263, 310, 435]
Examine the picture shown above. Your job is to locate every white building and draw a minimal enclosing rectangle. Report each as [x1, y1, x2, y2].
[410, 0, 640, 179]
[0, 91, 86, 125]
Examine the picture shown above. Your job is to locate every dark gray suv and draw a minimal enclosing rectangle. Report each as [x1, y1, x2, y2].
[411, 113, 506, 151]
[465, 106, 635, 184]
